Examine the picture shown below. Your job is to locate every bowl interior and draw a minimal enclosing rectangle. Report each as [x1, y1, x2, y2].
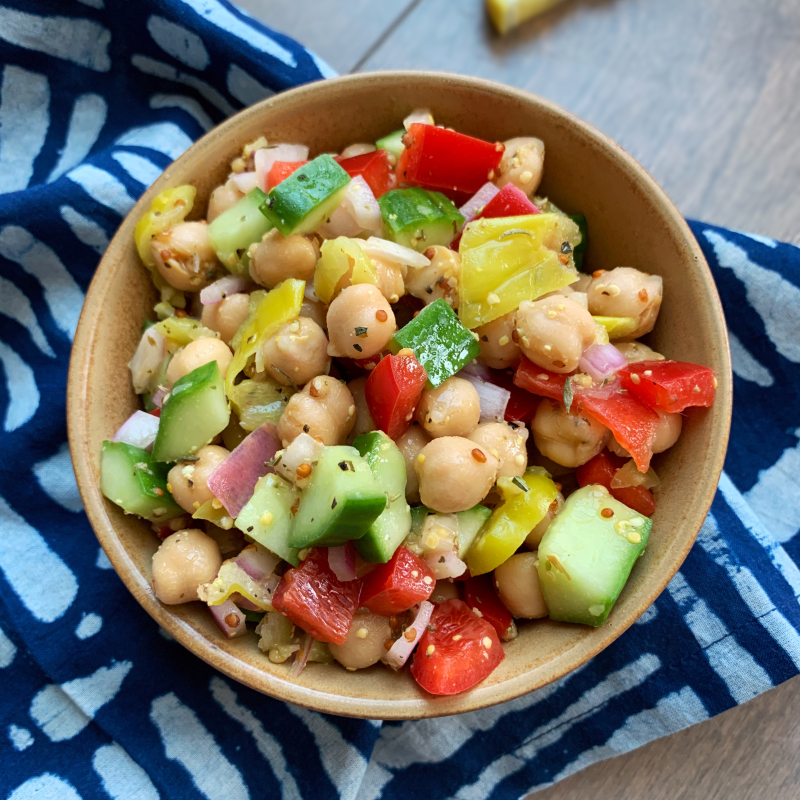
[68, 72, 731, 719]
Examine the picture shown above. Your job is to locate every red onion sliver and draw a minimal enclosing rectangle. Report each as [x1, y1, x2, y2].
[460, 373, 510, 422]
[231, 171, 259, 194]
[208, 599, 247, 639]
[113, 410, 160, 451]
[579, 343, 628, 382]
[151, 386, 168, 409]
[234, 544, 281, 582]
[207, 423, 281, 517]
[200, 275, 251, 306]
[316, 203, 362, 239]
[328, 543, 358, 582]
[458, 182, 500, 231]
[342, 175, 381, 232]
[358, 237, 430, 268]
[459, 360, 494, 382]
[291, 632, 314, 677]
[424, 549, 467, 580]
[403, 108, 434, 129]
[230, 592, 261, 612]
[384, 601, 434, 670]
[128, 328, 165, 394]
[254, 144, 309, 190]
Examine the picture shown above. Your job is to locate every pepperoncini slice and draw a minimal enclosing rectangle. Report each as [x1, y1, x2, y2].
[134, 185, 196, 267]
[314, 236, 378, 304]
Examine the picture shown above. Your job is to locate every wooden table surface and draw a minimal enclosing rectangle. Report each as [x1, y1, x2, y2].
[238, 1, 800, 796]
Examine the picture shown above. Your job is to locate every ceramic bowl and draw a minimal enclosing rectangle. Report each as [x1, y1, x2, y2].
[67, 71, 732, 719]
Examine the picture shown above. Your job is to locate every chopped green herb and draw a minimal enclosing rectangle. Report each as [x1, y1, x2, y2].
[512, 476, 530, 492]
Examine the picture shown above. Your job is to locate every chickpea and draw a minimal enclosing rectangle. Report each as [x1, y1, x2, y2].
[339, 142, 377, 159]
[395, 424, 430, 503]
[347, 377, 375, 443]
[250, 228, 319, 288]
[373, 255, 405, 304]
[609, 408, 682, 457]
[497, 137, 544, 196]
[476, 312, 520, 370]
[404, 246, 460, 308]
[166, 337, 233, 385]
[258, 317, 330, 387]
[587, 267, 663, 339]
[516, 295, 596, 373]
[168, 444, 230, 514]
[429, 580, 460, 605]
[468, 422, 529, 478]
[573, 273, 592, 293]
[541, 285, 588, 309]
[326, 284, 395, 359]
[329, 611, 391, 670]
[417, 377, 480, 439]
[416, 436, 499, 513]
[615, 340, 665, 364]
[532, 398, 610, 468]
[299, 298, 327, 330]
[152, 528, 222, 605]
[277, 376, 355, 447]
[201, 293, 250, 344]
[494, 552, 548, 619]
[152, 221, 222, 292]
[525, 491, 564, 549]
[207, 178, 244, 223]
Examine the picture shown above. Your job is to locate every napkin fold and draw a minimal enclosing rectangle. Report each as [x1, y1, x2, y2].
[1, 2, 799, 799]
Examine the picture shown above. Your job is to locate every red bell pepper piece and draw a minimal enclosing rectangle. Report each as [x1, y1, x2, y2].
[513, 358, 567, 402]
[272, 548, 361, 645]
[148, 408, 161, 418]
[619, 360, 716, 414]
[462, 574, 514, 639]
[360, 547, 435, 616]
[266, 160, 308, 190]
[336, 150, 395, 198]
[411, 599, 504, 696]
[452, 184, 540, 249]
[365, 353, 428, 440]
[482, 367, 539, 424]
[575, 450, 656, 517]
[397, 124, 505, 195]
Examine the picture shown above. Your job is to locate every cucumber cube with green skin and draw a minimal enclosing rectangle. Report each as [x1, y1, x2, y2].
[208, 188, 272, 271]
[151, 361, 230, 462]
[410, 505, 430, 536]
[390, 298, 481, 387]
[352, 431, 412, 563]
[538, 485, 652, 627]
[289, 446, 387, 549]
[259, 154, 350, 237]
[100, 441, 183, 522]
[378, 188, 465, 251]
[375, 128, 406, 161]
[236, 473, 300, 566]
[456, 504, 491, 558]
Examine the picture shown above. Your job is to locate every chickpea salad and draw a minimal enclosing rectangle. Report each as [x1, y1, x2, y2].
[101, 109, 717, 696]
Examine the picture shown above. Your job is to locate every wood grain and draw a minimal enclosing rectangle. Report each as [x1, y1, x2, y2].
[235, 0, 800, 794]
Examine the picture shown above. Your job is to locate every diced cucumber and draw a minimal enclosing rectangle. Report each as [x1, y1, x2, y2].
[378, 188, 464, 251]
[538, 485, 652, 627]
[352, 431, 412, 563]
[259, 154, 350, 236]
[151, 361, 230, 462]
[141, 354, 171, 410]
[455, 505, 491, 558]
[236, 473, 300, 566]
[376, 128, 405, 161]
[208, 188, 272, 271]
[100, 441, 182, 522]
[390, 298, 481, 387]
[410, 505, 431, 536]
[568, 213, 588, 273]
[289, 446, 386, 549]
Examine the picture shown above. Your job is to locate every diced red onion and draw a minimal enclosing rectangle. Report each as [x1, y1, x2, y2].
[358, 237, 431, 268]
[254, 144, 309, 190]
[200, 275, 252, 306]
[460, 359, 494, 382]
[128, 328, 165, 394]
[316, 204, 362, 239]
[458, 182, 500, 231]
[611, 460, 661, 490]
[208, 599, 247, 639]
[384, 601, 434, 669]
[207, 423, 280, 517]
[328, 543, 357, 582]
[234, 544, 280, 582]
[275, 432, 325, 484]
[113, 410, 160, 451]
[424, 549, 467, 580]
[291, 632, 314, 677]
[580, 375, 622, 401]
[579, 343, 628, 382]
[403, 108, 434, 129]
[151, 386, 168, 409]
[460, 373, 510, 422]
[231, 171, 259, 194]
[342, 176, 381, 231]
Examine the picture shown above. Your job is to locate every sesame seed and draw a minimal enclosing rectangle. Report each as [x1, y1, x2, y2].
[260, 511, 274, 526]
[423, 576, 433, 585]
[426, 645, 435, 656]
[411, 570, 419, 578]
[425, 533, 440, 549]
[588, 604, 605, 616]
[498, 335, 510, 346]
[713, 376, 718, 389]
[520, 170, 533, 183]
[537, 373, 549, 380]
[693, 385, 701, 393]
[626, 530, 642, 544]
[453, 634, 462, 641]
[631, 373, 641, 384]
[356, 627, 369, 639]
[487, 292, 500, 305]
[514, 454, 525, 466]
[482, 636, 493, 649]
[417, 453, 425, 464]
[543, 344, 552, 352]
[547, 309, 557, 319]
[644, 370, 652, 377]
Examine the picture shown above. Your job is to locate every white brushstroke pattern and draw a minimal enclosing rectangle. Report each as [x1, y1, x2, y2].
[735, 230, 778, 248]
[177, 0, 296, 66]
[8, 774, 83, 800]
[150, 693, 250, 800]
[77, 0, 105, 7]
[93, 742, 161, 800]
[634, 603, 659, 625]
[60, 205, 110, 254]
[66, 164, 136, 216]
[0, 276, 55, 357]
[0, 625, 17, 667]
[96, 547, 113, 569]
[0, 66, 50, 194]
[0, 225, 85, 339]
[150, 94, 213, 131]
[0, 7, 111, 71]
[47, 93, 107, 183]
[728, 330, 774, 387]
[307, 50, 337, 79]
[75, 612, 103, 639]
[8, 724, 34, 751]
[148, 15, 210, 70]
[33, 441, 84, 513]
[115, 121, 194, 161]
[226, 64, 274, 107]
[0, 340, 39, 431]
[353, 762, 393, 800]
[112, 152, 163, 187]
[210, 677, 301, 800]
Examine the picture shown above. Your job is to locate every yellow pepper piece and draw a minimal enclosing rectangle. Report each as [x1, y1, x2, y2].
[458, 213, 581, 329]
[225, 279, 304, 413]
[486, 0, 567, 35]
[192, 499, 234, 530]
[200, 561, 273, 610]
[153, 316, 218, 346]
[134, 185, 196, 267]
[314, 237, 378, 304]
[466, 469, 558, 576]
[593, 316, 639, 340]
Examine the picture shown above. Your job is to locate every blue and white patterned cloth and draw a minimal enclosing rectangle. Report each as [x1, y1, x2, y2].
[1, 2, 800, 799]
